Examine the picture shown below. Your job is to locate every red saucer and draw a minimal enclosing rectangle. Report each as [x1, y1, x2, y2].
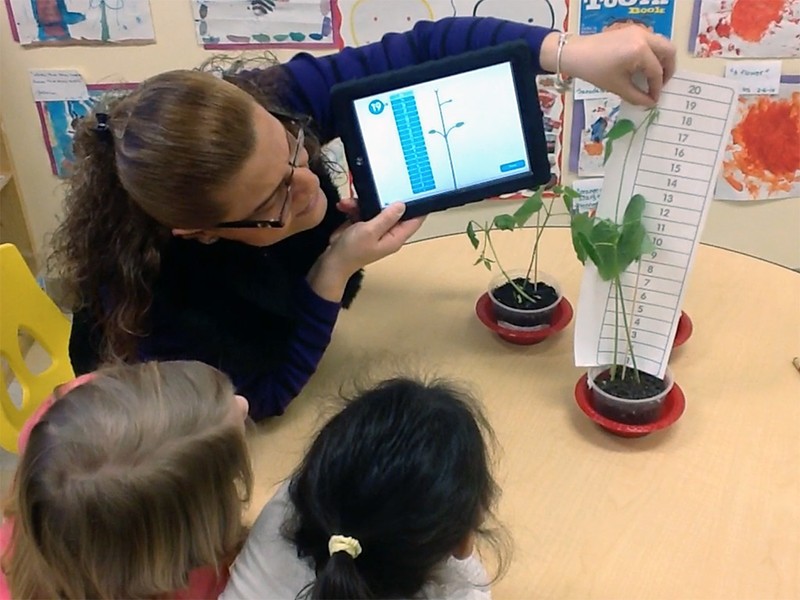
[475, 293, 573, 345]
[673, 311, 693, 348]
[574, 373, 685, 438]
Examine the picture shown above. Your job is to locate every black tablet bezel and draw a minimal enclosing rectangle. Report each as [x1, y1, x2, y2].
[330, 40, 552, 221]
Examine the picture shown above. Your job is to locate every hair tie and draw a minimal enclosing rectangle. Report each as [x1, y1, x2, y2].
[93, 112, 113, 142]
[328, 535, 362, 559]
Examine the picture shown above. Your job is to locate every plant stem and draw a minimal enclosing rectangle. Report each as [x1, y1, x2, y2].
[622, 262, 644, 381]
[525, 197, 557, 290]
[615, 276, 640, 382]
[486, 231, 538, 304]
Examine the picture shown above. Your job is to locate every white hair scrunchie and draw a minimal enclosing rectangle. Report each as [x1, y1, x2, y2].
[328, 535, 362, 559]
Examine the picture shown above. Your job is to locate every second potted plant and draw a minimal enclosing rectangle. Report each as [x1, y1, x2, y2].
[467, 185, 577, 344]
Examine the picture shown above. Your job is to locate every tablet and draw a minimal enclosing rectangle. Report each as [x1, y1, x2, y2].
[330, 40, 552, 220]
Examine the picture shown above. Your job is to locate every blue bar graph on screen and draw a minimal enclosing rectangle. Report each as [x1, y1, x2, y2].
[390, 91, 435, 194]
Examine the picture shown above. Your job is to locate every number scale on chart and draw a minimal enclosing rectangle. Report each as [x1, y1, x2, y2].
[574, 72, 739, 378]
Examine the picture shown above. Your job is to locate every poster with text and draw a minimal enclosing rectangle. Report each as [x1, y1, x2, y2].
[6, 0, 154, 45]
[691, 0, 800, 58]
[716, 77, 800, 201]
[192, 0, 341, 48]
[575, 0, 675, 99]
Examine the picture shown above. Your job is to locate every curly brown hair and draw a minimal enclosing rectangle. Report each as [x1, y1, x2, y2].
[49, 67, 314, 362]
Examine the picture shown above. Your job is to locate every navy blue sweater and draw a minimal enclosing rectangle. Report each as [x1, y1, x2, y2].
[69, 18, 554, 421]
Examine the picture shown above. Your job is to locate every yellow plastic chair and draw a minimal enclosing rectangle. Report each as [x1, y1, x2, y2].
[0, 244, 74, 453]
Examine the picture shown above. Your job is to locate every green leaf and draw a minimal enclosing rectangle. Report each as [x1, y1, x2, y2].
[563, 186, 580, 200]
[466, 222, 479, 249]
[623, 194, 646, 226]
[590, 220, 621, 281]
[473, 256, 483, 266]
[563, 194, 574, 214]
[493, 214, 516, 231]
[482, 258, 493, 271]
[604, 118, 635, 142]
[603, 139, 613, 165]
[512, 193, 543, 227]
[617, 222, 647, 272]
[569, 212, 594, 261]
[576, 231, 601, 269]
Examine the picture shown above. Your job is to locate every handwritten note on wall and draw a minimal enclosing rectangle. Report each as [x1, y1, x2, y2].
[725, 60, 782, 95]
[29, 70, 89, 102]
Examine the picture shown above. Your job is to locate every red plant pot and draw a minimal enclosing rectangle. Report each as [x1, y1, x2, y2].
[574, 373, 686, 438]
[475, 293, 573, 345]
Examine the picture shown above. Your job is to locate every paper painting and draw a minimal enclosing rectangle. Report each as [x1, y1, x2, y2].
[691, 0, 800, 58]
[192, 0, 341, 49]
[6, 0, 154, 45]
[716, 77, 800, 201]
[337, 0, 566, 47]
[35, 82, 138, 178]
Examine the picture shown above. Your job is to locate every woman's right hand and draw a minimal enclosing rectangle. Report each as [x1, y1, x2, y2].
[308, 202, 424, 302]
[541, 26, 676, 106]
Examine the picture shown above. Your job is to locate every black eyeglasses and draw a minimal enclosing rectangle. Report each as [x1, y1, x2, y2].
[215, 121, 306, 229]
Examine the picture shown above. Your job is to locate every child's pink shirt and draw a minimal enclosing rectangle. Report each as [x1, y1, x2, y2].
[0, 375, 229, 599]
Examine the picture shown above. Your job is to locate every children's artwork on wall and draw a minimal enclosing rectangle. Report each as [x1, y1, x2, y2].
[192, 0, 341, 49]
[716, 76, 800, 201]
[6, 0, 154, 46]
[574, 95, 621, 177]
[337, 0, 566, 47]
[690, 0, 800, 58]
[35, 82, 138, 178]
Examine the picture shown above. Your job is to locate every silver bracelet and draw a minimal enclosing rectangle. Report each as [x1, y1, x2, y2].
[554, 32, 573, 93]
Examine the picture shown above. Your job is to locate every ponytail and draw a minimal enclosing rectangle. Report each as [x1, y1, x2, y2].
[311, 551, 372, 600]
[50, 94, 175, 361]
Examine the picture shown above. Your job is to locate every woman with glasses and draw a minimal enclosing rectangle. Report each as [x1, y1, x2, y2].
[50, 17, 675, 421]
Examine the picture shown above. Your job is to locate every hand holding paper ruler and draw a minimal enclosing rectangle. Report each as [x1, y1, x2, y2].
[574, 71, 739, 379]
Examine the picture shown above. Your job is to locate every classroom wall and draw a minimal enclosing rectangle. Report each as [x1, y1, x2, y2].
[1, 0, 798, 269]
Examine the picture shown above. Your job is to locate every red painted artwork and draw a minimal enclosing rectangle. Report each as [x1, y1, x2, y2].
[717, 85, 800, 200]
[694, 0, 800, 58]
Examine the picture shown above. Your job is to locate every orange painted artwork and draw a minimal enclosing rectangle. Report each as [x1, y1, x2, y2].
[694, 0, 800, 58]
[716, 83, 800, 201]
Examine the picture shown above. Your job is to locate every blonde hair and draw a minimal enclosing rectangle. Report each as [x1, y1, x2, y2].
[2, 360, 253, 599]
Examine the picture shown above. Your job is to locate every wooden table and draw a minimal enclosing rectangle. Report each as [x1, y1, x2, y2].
[246, 228, 800, 600]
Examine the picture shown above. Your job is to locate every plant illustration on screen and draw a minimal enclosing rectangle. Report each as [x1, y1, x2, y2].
[426, 89, 465, 189]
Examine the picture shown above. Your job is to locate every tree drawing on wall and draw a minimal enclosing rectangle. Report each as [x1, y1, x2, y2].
[427, 90, 465, 188]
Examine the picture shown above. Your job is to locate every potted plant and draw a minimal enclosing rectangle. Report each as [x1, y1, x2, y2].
[466, 185, 577, 344]
[565, 109, 685, 432]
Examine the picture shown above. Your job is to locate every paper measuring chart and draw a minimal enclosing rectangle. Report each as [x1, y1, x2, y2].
[574, 72, 739, 379]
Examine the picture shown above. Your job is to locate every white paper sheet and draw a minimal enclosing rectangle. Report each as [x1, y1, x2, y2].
[574, 71, 739, 379]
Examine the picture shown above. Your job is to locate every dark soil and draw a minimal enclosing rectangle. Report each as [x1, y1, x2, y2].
[595, 368, 666, 400]
[493, 278, 558, 311]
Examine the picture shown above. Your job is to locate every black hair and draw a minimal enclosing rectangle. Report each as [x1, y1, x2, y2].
[284, 377, 507, 599]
